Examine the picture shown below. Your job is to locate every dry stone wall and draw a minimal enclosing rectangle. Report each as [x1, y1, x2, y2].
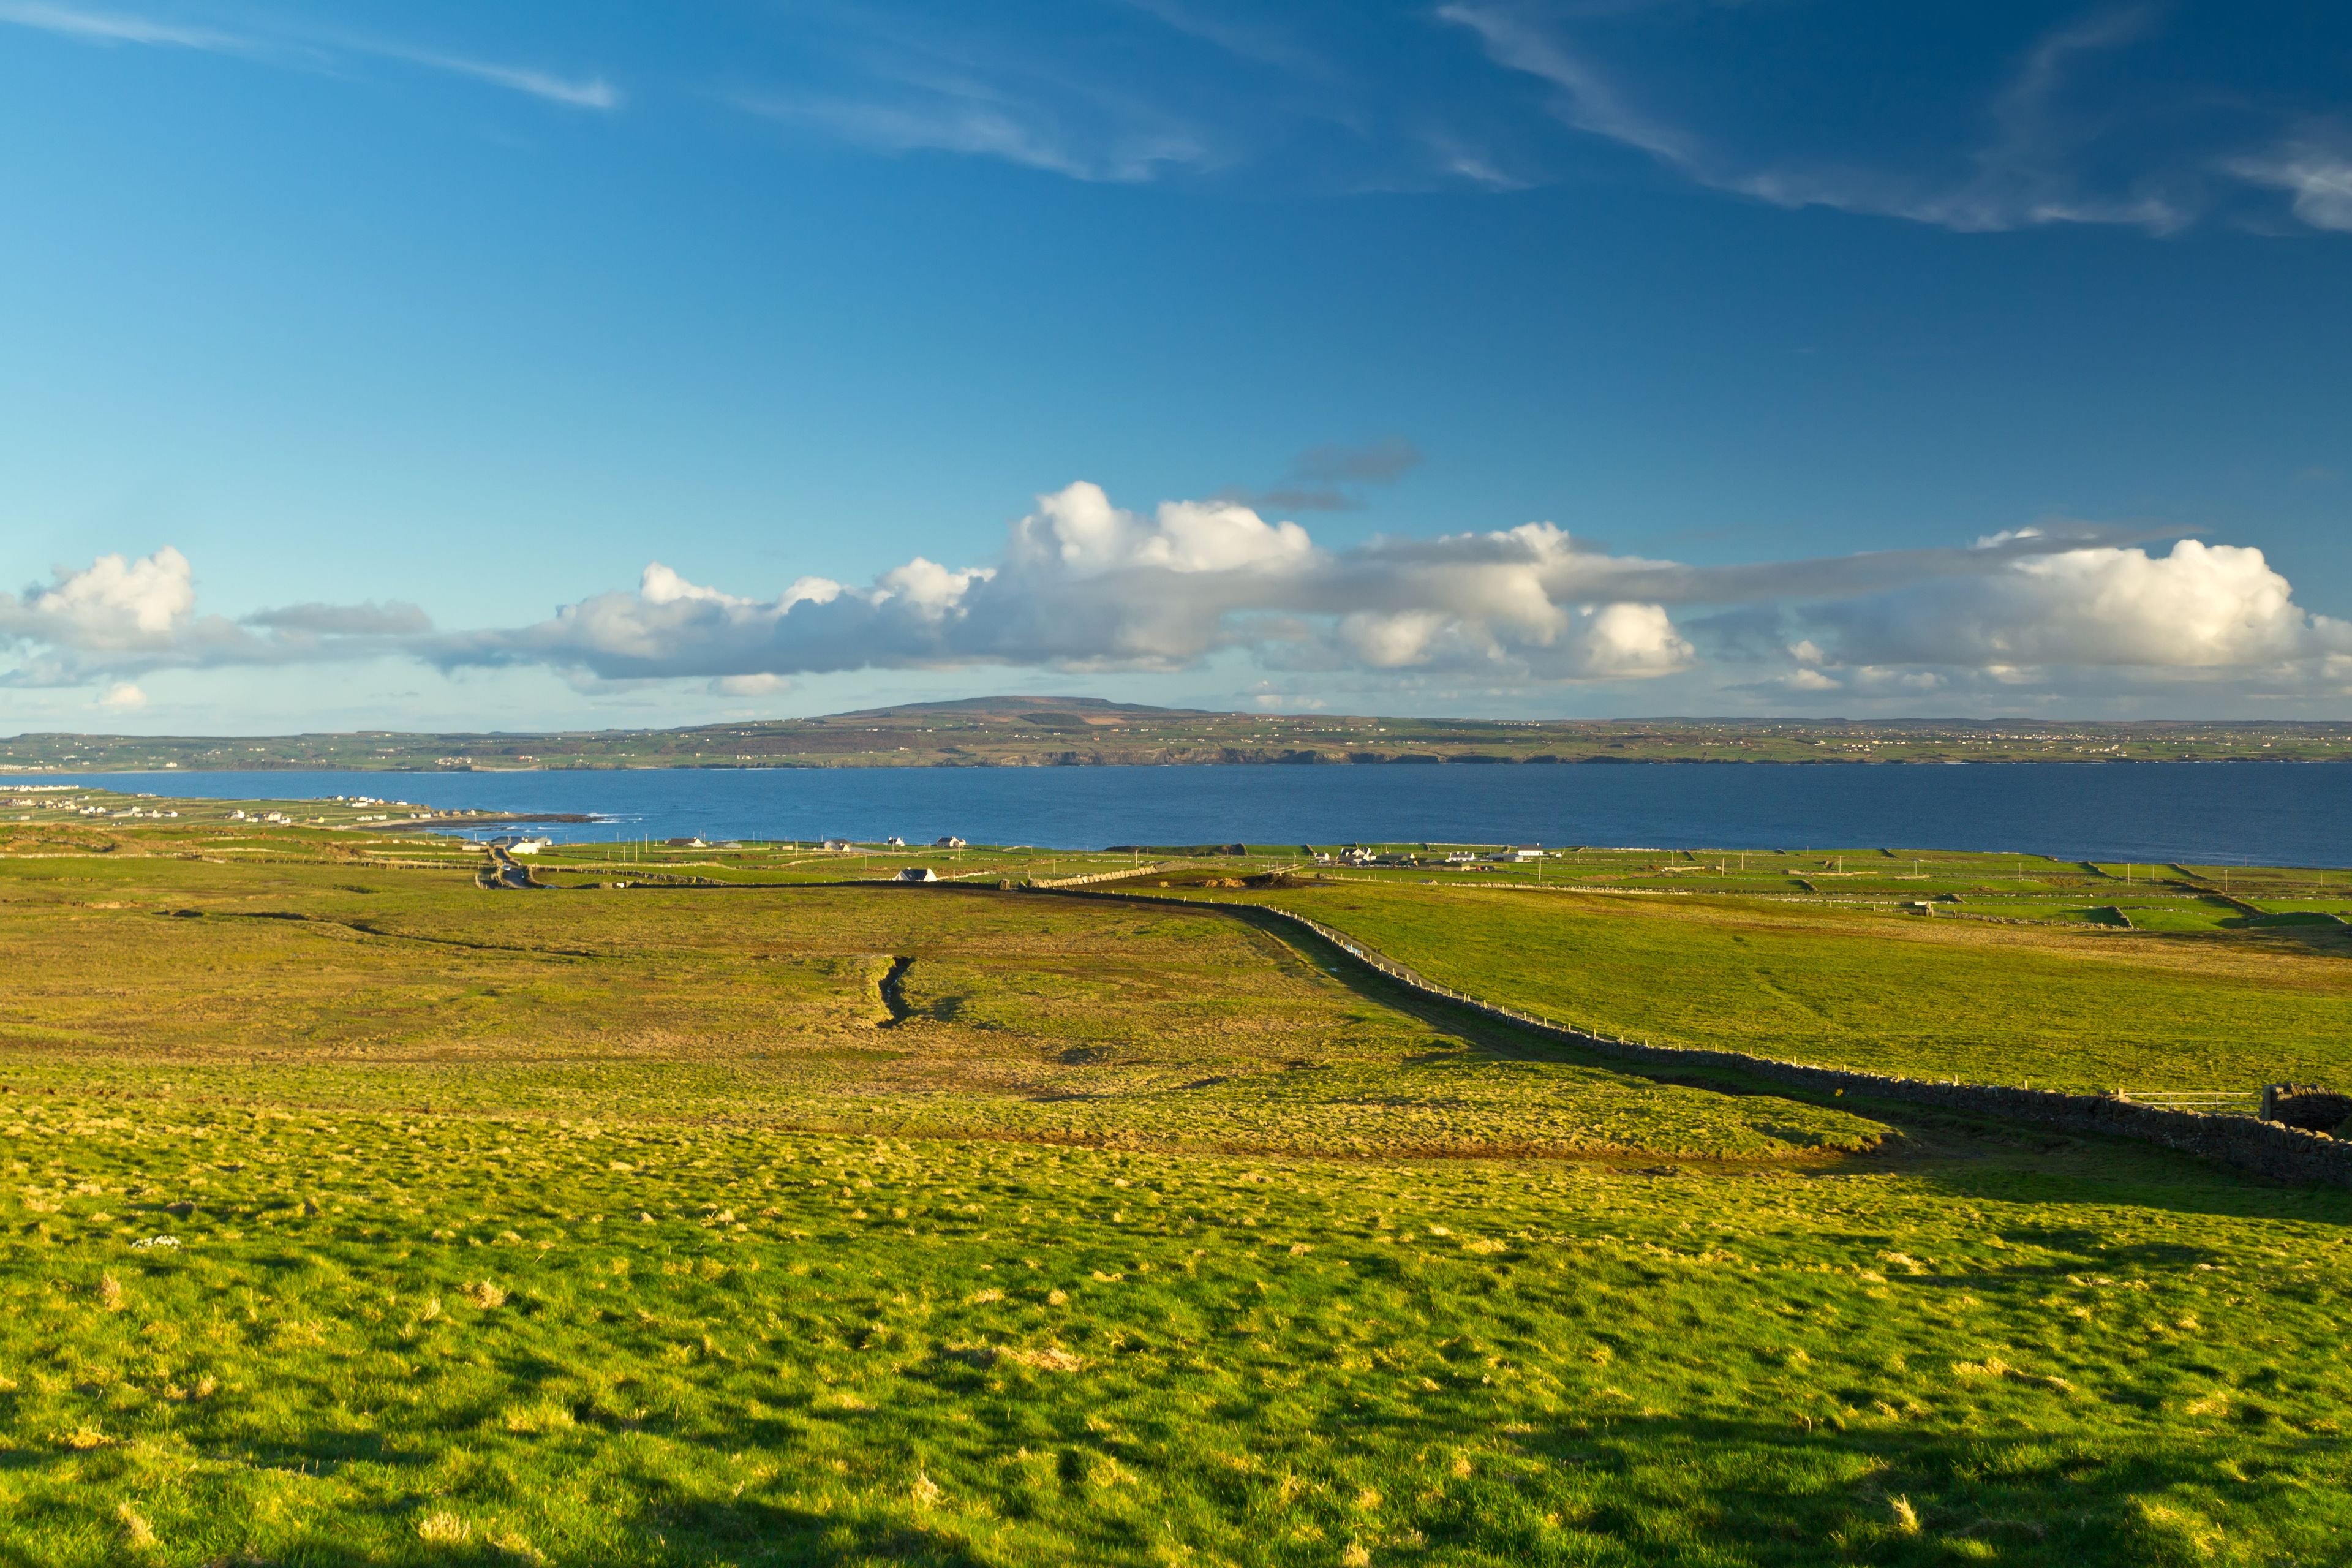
[1038, 884, 2352, 1190]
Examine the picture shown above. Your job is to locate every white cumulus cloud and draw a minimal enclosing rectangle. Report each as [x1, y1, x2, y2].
[0, 546, 430, 685]
[430, 481, 1693, 685]
[2, 546, 197, 650]
[1808, 540, 2352, 672]
[14, 492, 2351, 710]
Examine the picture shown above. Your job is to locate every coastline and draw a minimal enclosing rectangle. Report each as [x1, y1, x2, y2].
[10, 753, 2350, 775]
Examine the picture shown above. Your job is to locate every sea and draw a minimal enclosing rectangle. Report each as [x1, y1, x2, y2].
[39, 761, 2352, 867]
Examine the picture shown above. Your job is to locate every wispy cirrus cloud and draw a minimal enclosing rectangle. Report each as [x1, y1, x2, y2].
[718, 1, 2352, 236]
[355, 42, 620, 111]
[737, 85, 1205, 184]
[14, 0, 2352, 236]
[0, 0, 243, 51]
[0, 0, 621, 110]
[1439, 2, 2196, 233]
[729, 7, 1223, 183]
[1113, 0, 1336, 78]
[2229, 132, 2352, 233]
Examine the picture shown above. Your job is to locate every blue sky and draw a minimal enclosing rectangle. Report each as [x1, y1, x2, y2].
[3, 0, 2350, 731]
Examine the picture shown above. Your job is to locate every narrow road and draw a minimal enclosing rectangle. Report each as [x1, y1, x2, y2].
[481, 843, 540, 889]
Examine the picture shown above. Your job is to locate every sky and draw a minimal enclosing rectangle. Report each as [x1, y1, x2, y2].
[3, 0, 2350, 733]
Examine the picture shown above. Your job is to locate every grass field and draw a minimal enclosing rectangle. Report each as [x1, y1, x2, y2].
[1150, 880, 2352, 1095]
[5, 812, 2352, 1565]
[0, 846, 1886, 1163]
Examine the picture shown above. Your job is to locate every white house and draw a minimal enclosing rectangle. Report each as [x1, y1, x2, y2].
[933, 835, 967, 849]
[884, 835, 907, 848]
[894, 867, 940, 883]
[823, 838, 854, 852]
[509, 839, 552, 856]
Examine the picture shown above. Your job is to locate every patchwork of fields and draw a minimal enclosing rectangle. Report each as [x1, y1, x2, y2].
[2, 800, 2350, 1565]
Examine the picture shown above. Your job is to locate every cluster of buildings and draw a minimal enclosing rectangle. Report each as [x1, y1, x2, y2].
[331, 794, 432, 823]
[1310, 844, 1550, 868]
[2, 795, 172, 819]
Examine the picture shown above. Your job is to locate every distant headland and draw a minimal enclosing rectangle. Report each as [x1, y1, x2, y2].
[5, 695, 2348, 772]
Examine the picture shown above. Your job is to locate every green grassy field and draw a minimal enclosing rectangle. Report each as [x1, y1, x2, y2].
[4, 815, 2351, 1565]
[1148, 880, 2352, 1095]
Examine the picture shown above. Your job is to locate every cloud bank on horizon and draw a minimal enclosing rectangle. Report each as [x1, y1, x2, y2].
[8, 487, 2348, 712]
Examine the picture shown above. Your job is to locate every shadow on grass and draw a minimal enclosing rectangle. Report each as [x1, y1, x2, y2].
[1443, 1410, 2352, 1567]
[153, 1410, 2348, 1568]
[620, 1499, 998, 1568]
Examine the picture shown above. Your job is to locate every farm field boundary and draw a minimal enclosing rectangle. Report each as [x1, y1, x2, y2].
[1028, 884, 2352, 1190]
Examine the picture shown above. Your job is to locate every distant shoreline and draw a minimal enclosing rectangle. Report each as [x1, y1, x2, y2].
[9, 699, 2348, 772]
[10, 754, 2351, 775]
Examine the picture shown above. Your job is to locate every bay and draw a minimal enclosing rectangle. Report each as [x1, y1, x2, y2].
[45, 760, 2352, 867]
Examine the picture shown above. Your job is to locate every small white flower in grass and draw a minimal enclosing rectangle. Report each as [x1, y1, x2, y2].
[130, 1236, 178, 1250]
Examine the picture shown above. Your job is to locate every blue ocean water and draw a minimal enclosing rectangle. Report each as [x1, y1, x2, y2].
[45, 761, 2352, 867]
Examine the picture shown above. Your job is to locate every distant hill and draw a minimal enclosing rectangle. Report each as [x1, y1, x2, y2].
[4, 700, 2349, 772]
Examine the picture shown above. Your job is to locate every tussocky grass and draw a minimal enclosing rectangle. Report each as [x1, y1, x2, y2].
[0, 846, 1883, 1164]
[4, 820, 2351, 1564]
[6, 1094, 2352, 1566]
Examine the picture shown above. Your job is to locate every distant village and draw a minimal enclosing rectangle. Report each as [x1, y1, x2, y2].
[1317, 843, 1550, 868]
